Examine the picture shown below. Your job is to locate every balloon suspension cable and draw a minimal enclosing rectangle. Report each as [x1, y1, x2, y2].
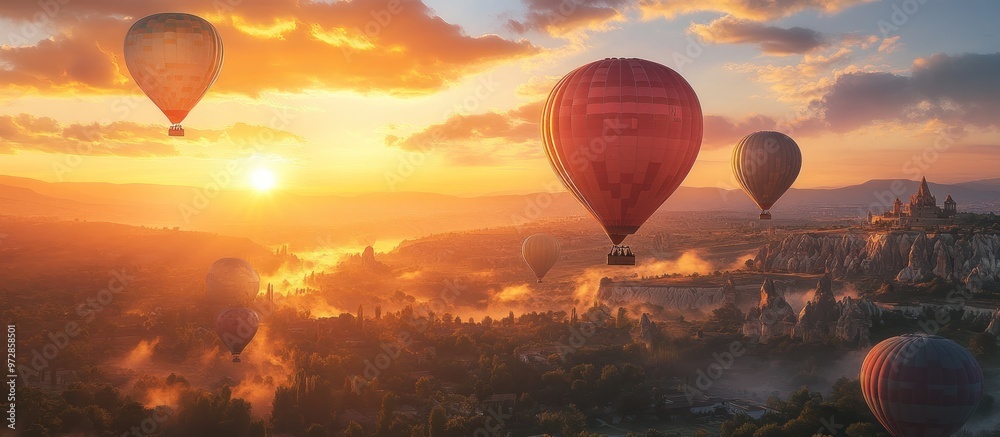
[168, 124, 185, 137]
[607, 244, 636, 266]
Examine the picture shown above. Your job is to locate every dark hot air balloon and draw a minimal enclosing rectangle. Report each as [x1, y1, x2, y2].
[731, 131, 801, 219]
[861, 333, 983, 437]
[124, 13, 224, 136]
[541, 58, 703, 264]
[215, 307, 259, 363]
[522, 234, 560, 282]
[206, 258, 260, 306]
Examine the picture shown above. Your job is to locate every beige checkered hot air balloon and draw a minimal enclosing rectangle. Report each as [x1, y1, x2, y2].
[522, 234, 560, 283]
[124, 13, 224, 136]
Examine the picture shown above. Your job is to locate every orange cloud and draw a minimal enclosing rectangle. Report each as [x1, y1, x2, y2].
[0, 0, 540, 96]
[728, 47, 858, 105]
[388, 100, 544, 164]
[639, 0, 874, 21]
[0, 114, 301, 157]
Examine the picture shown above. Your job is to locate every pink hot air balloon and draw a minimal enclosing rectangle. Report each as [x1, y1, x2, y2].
[861, 333, 983, 437]
[541, 58, 703, 264]
[215, 307, 259, 363]
[124, 13, 224, 136]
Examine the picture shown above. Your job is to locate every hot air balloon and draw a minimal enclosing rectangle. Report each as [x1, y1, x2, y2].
[861, 333, 983, 437]
[731, 131, 801, 219]
[522, 234, 560, 282]
[124, 13, 224, 136]
[541, 58, 703, 265]
[206, 258, 260, 305]
[215, 307, 259, 363]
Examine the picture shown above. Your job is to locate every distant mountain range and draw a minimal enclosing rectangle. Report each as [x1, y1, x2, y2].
[1, 175, 997, 244]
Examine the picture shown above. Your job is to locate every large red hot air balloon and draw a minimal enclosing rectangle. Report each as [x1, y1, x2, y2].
[861, 333, 983, 437]
[732, 131, 801, 219]
[522, 234, 560, 283]
[215, 307, 260, 363]
[541, 58, 703, 264]
[124, 13, 224, 136]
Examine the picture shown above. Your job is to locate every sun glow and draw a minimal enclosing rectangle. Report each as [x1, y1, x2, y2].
[250, 168, 277, 192]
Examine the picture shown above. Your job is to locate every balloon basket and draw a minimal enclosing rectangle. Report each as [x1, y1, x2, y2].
[232, 355, 241, 363]
[608, 255, 635, 265]
[168, 125, 185, 136]
[759, 212, 772, 220]
[607, 245, 635, 265]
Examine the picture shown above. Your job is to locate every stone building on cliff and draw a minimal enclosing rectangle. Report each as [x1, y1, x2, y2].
[869, 177, 960, 227]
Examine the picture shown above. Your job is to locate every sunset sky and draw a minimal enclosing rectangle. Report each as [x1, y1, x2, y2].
[1, 0, 998, 195]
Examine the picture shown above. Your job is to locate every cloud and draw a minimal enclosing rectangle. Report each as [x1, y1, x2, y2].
[0, 0, 540, 96]
[689, 16, 827, 55]
[0, 114, 302, 157]
[387, 100, 544, 164]
[813, 52, 1000, 131]
[727, 40, 863, 103]
[507, 0, 629, 37]
[702, 114, 779, 148]
[639, 0, 874, 21]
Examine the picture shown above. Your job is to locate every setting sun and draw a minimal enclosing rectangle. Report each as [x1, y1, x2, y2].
[250, 168, 276, 192]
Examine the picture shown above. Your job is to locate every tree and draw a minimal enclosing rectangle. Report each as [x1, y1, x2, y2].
[846, 422, 886, 437]
[969, 332, 997, 357]
[428, 406, 447, 437]
[305, 423, 330, 437]
[357, 304, 364, 330]
[376, 392, 397, 437]
[344, 421, 365, 437]
[711, 303, 744, 333]
[752, 423, 787, 437]
[732, 422, 758, 437]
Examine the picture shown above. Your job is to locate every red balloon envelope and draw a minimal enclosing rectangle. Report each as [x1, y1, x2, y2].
[861, 333, 983, 437]
[541, 58, 703, 245]
[215, 307, 260, 363]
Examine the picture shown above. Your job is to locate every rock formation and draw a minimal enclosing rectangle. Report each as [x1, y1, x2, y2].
[741, 278, 798, 344]
[755, 232, 1000, 292]
[986, 308, 1000, 337]
[639, 313, 656, 346]
[721, 276, 737, 307]
[362, 246, 377, 271]
[793, 275, 841, 342]
[742, 305, 761, 343]
[836, 296, 879, 346]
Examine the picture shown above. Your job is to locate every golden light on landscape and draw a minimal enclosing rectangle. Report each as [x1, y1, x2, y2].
[3, 2, 1000, 436]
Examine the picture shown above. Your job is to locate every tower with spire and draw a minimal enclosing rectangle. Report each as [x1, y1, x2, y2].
[907, 177, 940, 218]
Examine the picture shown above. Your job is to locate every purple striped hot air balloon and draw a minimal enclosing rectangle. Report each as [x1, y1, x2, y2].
[860, 333, 984, 437]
